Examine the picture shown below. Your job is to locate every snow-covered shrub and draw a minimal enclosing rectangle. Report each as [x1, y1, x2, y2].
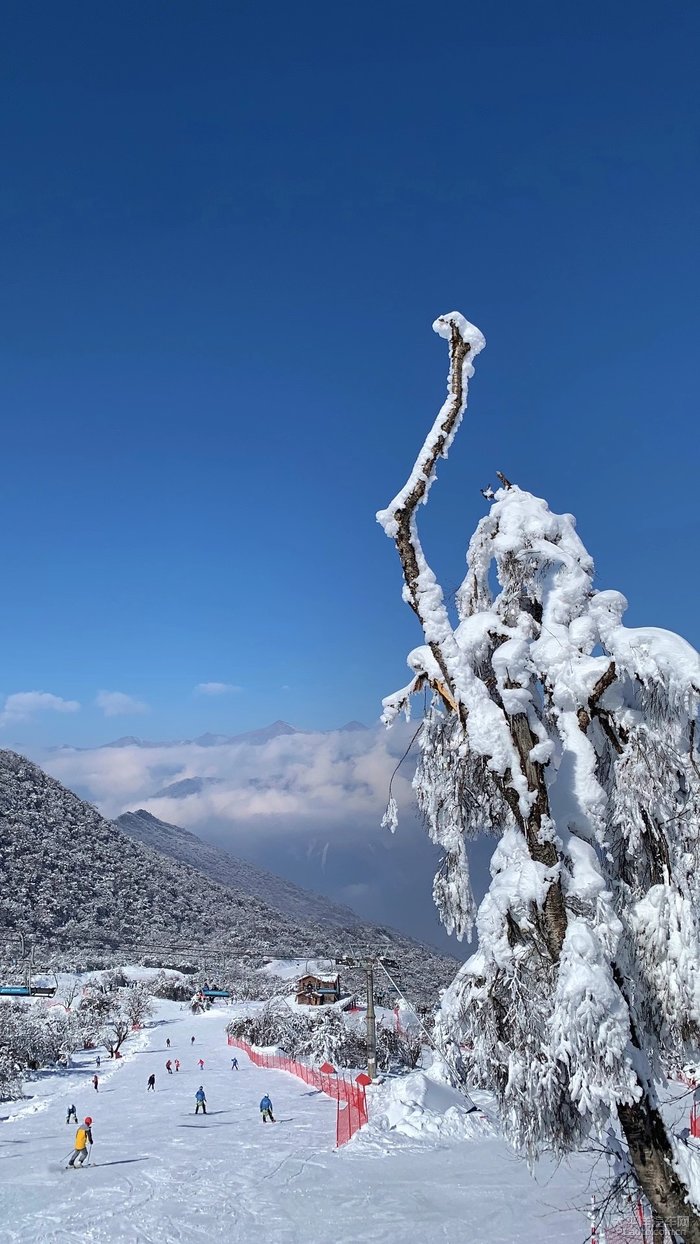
[0, 1001, 81, 1098]
[377, 1026, 423, 1072]
[78, 983, 151, 1055]
[378, 312, 700, 1241]
[120, 982, 153, 1029]
[148, 971, 192, 1002]
[227, 1006, 419, 1073]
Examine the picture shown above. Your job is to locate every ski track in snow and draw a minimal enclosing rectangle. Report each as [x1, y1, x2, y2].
[0, 1003, 593, 1243]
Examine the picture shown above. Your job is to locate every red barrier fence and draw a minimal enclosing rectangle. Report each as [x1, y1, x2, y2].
[227, 1035, 368, 1146]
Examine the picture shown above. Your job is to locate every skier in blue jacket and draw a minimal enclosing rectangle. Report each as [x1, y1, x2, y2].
[260, 1094, 275, 1123]
[195, 1086, 207, 1115]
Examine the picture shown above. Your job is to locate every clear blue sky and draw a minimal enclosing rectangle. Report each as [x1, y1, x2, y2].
[2, 0, 699, 748]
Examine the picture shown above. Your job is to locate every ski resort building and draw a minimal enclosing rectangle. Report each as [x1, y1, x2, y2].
[295, 972, 341, 1006]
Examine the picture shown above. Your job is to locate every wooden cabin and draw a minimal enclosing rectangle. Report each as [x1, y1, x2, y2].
[295, 973, 341, 1006]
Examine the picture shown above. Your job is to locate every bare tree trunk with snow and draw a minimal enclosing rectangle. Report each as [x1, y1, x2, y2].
[378, 314, 700, 1242]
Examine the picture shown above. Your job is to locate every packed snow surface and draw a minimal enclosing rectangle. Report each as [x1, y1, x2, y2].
[258, 958, 337, 982]
[0, 999, 600, 1242]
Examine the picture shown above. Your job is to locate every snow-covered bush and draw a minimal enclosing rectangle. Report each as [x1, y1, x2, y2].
[78, 983, 151, 1055]
[227, 1005, 418, 1073]
[120, 982, 153, 1029]
[149, 971, 192, 1002]
[0, 1001, 81, 1099]
[378, 312, 700, 1241]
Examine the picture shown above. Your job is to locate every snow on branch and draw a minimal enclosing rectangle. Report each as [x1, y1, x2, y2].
[377, 312, 700, 1242]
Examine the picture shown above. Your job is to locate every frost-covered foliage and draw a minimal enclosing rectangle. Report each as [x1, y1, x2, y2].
[148, 971, 193, 1002]
[78, 982, 152, 1055]
[227, 1005, 419, 1073]
[390, 478, 700, 1150]
[0, 1001, 80, 1099]
[379, 312, 700, 1240]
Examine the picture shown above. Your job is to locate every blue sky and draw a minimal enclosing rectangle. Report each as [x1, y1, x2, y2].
[1, 1, 699, 750]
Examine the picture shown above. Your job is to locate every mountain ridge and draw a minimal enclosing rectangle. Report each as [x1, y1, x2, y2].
[116, 808, 363, 930]
[0, 750, 459, 1004]
[53, 719, 370, 753]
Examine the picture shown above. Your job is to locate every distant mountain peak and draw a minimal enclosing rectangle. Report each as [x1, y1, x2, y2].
[339, 721, 368, 732]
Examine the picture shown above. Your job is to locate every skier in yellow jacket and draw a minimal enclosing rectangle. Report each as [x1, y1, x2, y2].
[67, 1117, 93, 1168]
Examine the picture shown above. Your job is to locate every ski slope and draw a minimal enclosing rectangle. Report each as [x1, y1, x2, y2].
[0, 1003, 595, 1243]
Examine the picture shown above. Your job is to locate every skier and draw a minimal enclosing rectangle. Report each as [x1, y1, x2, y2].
[67, 1117, 93, 1168]
[230, 1057, 239, 1070]
[96, 1055, 101, 1068]
[260, 1094, 275, 1123]
[166, 1037, 171, 1048]
[147, 1073, 156, 1091]
[166, 1059, 173, 1074]
[174, 1059, 180, 1072]
[66, 1104, 78, 1124]
[92, 1074, 99, 1092]
[195, 1086, 207, 1115]
[197, 1058, 205, 1071]
[190, 1036, 195, 1046]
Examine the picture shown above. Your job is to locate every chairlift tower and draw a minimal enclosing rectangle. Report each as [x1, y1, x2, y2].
[335, 951, 399, 1080]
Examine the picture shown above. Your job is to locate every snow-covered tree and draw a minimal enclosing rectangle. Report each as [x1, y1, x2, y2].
[379, 313, 700, 1241]
[0, 1001, 81, 1099]
[120, 983, 153, 1030]
[78, 983, 150, 1056]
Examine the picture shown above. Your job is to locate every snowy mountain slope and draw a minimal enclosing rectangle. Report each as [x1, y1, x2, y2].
[116, 808, 363, 929]
[0, 1001, 596, 1243]
[0, 752, 460, 1006]
[113, 810, 463, 1004]
[0, 751, 312, 956]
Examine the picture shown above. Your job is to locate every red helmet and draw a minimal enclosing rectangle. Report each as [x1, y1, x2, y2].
[84, 1116, 93, 1125]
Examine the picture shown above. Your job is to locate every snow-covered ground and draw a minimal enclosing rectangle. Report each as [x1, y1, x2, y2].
[0, 1001, 598, 1242]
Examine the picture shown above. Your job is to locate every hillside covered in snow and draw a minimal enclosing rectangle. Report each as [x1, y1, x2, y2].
[116, 808, 362, 929]
[0, 752, 459, 1005]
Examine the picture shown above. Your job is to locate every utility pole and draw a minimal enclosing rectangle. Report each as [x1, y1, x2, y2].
[365, 961, 377, 1080]
[336, 951, 398, 1081]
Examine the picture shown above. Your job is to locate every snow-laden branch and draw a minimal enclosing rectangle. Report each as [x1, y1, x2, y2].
[377, 314, 485, 721]
[378, 316, 700, 1241]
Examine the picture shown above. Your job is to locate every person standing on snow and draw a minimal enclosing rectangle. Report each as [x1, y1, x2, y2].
[67, 1117, 93, 1168]
[92, 1074, 99, 1092]
[260, 1094, 275, 1123]
[166, 1038, 170, 1048]
[165, 1059, 173, 1074]
[66, 1104, 78, 1124]
[230, 1057, 239, 1070]
[96, 1055, 101, 1068]
[147, 1073, 156, 1091]
[197, 1058, 205, 1070]
[191, 1036, 195, 1046]
[174, 1059, 180, 1072]
[195, 1086, 207, 1115]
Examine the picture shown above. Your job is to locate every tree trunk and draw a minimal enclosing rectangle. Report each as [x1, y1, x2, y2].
[618, 1096, 700, 1244]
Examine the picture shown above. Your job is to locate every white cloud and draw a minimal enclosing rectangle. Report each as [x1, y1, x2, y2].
[0, 690, 80, 727]
[43, 722, 417, 829]
[95, 690, 149, 718]
[194, 682, 242, 696]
